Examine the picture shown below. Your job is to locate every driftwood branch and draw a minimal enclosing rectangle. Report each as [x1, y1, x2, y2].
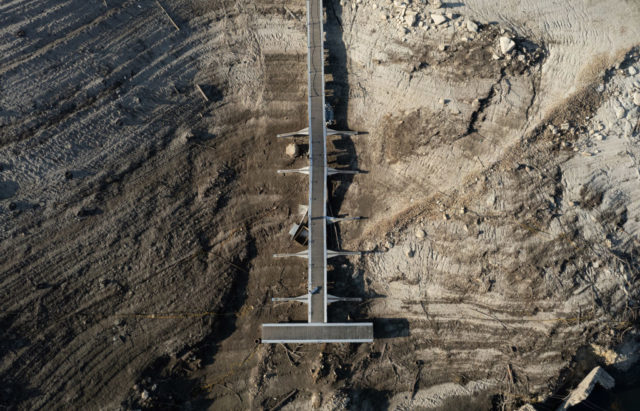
[156, 0, 180, 31]
[195, 84, 209, 102]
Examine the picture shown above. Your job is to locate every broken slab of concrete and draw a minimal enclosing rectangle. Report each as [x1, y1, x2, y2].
[557, 366, 615, 411]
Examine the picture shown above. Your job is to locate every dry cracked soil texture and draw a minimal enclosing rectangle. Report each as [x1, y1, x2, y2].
[1, 0, 640, 410]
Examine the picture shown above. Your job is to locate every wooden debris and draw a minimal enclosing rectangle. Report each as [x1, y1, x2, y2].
[506, 363, 515, 386]
[156, 0, 180, 31]
[284, 6, 298, 21]
[195, 84, 209, 102]
[269, 389, 297, 411]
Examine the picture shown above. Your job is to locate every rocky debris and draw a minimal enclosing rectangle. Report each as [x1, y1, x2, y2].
[466, 19, 479, 33]
[431, 13, 447, 25]
[285, 143, 299, 157]
[633, 92, 640, 106]
[404, 245, 414, 258]
[415, 228, 426, 238]
[629, 66, 638, 76]
[557, 367, 614, 411]
[591, 332, 640, 371]
[614, 105, 626, 119]
[405, 10, 418, 26]
[311, 391, 322, 408]
[499, 36, 516, 54]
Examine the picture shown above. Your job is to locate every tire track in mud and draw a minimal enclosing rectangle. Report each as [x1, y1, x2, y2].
[0, 0, 286, 408]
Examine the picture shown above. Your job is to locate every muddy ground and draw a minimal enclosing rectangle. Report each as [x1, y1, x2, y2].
[1, 0, 640, 410]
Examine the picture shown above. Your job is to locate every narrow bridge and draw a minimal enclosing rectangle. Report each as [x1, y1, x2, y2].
[261, 0, 373, 343]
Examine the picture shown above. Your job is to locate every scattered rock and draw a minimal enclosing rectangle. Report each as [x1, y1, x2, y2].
[431, 14, 447, 25]
[415, 228, 426, 238]
[430, 0, 443, 9]
[614, 106, 626, 119]
[404, 246, 414, 258]
[499, 36, 516, 54]
[405, 11, 418, 26]
[466, 19, 479, 33]
[633, 92, 640, 106]
[141, 390, 150, 400]
[15, 29, 26, 38]
[285, 143, 299, 158]
[311, 391, 322, 408]
[629, 66, 638, 76]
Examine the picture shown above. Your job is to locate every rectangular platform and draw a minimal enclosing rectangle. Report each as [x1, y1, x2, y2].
[262, 323, 373, 343]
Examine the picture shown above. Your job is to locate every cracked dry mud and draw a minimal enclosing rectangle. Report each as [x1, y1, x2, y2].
[1, 0, 640, 410]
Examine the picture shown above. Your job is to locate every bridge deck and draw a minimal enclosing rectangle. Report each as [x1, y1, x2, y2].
[262, 323, 373, 343]
[307, 0, 328, 323]
[260, 0, 373, 344]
